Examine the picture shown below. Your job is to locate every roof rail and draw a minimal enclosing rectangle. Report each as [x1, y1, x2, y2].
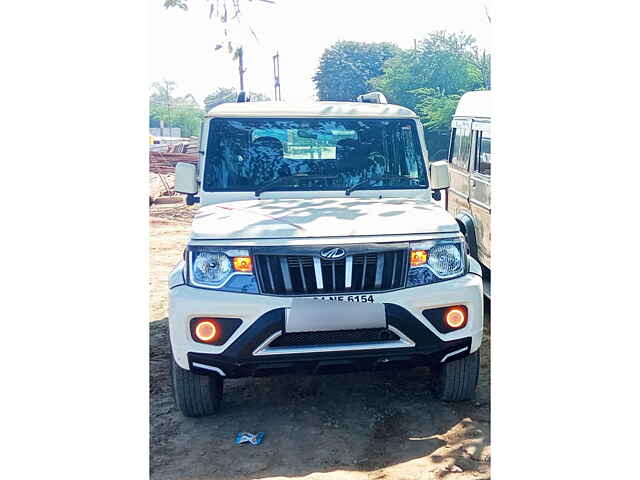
[237, 91, 250, 103]
[356, 91, 388, 104]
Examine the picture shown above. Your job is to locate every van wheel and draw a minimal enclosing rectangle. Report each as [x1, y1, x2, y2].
[171, 358, 223, 417]
[433, 349, 480, 401]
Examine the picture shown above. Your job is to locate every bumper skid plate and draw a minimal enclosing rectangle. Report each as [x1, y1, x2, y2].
[187, 304, 472, 378]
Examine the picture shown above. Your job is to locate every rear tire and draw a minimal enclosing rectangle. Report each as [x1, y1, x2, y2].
[171, 358, 223, 417]
[434, 349, 480, 401]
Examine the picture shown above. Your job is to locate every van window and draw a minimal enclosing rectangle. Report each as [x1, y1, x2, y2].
[477, 132, 491, 176]
[450, 127, 471, 171]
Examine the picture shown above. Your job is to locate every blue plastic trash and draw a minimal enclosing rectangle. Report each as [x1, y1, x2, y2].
[235, 432, 265, 445]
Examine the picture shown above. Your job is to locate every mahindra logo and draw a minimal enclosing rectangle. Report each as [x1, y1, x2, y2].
[320, 247, 346, 260]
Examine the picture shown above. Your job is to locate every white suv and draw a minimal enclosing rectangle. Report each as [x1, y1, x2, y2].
[168, 94, 484, 417]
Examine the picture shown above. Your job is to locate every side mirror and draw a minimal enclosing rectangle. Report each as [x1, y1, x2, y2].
[430, 161, 450, 190]
[175, 162, 198, 194]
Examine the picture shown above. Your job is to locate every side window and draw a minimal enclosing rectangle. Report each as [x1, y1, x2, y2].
[477, 132, 491, 176]
[450, 127, 471, 170]
[448, 128, 457, 164]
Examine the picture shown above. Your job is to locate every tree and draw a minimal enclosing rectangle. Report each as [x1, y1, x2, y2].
[371, 31, 488, 112]
[312, 41, 399, 101]
[203, 87, 270, 112]
[149, 81, 204, 137]
[411, 88, 460, 159]
[412, 89, 460, 133]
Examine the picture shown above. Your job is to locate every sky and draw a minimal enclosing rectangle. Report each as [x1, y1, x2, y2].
[149, 0, 490, 106]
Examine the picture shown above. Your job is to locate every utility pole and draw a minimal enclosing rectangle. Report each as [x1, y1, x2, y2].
[238, 47, 246, 91]
[165, 80, 172, 136]
[272, 52, 281, 101]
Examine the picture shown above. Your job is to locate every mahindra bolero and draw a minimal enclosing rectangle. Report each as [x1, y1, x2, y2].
[168, 93, 484, 417]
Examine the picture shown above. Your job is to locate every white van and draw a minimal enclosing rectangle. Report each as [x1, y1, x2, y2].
[446, 91, 491, 296]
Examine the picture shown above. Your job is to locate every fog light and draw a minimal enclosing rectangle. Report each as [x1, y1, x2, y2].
[232, 256, 253, 273]
[194, 319, 218, 342]
[444, 306, 467, 329]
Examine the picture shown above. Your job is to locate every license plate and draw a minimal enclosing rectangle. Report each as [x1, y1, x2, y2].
[287, 297, 385, 332]
[312, 294, 376, 303]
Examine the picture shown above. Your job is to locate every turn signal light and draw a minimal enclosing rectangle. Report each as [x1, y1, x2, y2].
[232, 256, 253, 273]
[444, 306, 467, 329]
[194, 318, 218, 342]
[410, 250, 428, 267]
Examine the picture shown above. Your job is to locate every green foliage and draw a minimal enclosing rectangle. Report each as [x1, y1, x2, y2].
[370, 31, 489, 113]
[411, 88, 460, 158]
[163, 0, 188, 10]
[203, 87, 238, 112]
[312, 41, 399, 101]
[412, 88, 460, 133]
[149, 81, 204, 137]
[203, 87, 270, 112]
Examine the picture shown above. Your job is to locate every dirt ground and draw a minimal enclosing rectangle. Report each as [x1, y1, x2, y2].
[149, 203, 491, 480]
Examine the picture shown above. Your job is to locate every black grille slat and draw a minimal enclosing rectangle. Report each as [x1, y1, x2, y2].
[280, 257, 293, 292]
[331, 261, 336, 290]
[264, 256, 275, 291]
[298, 260, 307, 293]
[396, 251, 408, 288]
[321, 258, 346, 292]
[257, 256, 281, 294]
[255, 249, 406, 296]
[335, 260, 346, 291]
[286, 256, 316, 294]
[270, 328, 400, 347]
[321, 261, 332, 291]
[390, 252, 398, 287]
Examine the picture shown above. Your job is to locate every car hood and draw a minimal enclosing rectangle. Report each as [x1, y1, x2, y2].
[190, 197, 459, 241]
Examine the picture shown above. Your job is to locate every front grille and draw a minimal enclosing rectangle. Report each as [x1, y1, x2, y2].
[255, 249, 408, 295]
[269, 328, 400, 348]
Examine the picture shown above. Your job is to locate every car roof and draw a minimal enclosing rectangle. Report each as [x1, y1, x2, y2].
[205, 101, 419, 119]
[454, 90, 490, 119]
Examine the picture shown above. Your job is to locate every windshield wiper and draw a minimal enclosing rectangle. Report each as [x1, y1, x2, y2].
[345, 175, 420, 196]
[255, 174, 338, 197]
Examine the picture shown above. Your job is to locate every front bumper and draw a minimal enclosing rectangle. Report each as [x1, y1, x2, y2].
[169, 270, 483, 376]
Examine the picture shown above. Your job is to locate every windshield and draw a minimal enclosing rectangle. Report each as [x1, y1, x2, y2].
[202, 117, 428, 193]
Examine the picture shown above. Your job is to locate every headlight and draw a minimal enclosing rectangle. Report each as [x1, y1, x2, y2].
[188, 247, 259, 293]
[193, 252, 231, 285]
[407, 237, 467, 287]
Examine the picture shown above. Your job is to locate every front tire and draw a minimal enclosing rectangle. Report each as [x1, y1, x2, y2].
[171, 358, 223, 417]
[434, 349, 480, 401]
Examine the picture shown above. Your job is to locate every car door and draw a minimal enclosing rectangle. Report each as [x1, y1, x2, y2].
[469, 120, 491, 269]
[446, 119, 472, 216]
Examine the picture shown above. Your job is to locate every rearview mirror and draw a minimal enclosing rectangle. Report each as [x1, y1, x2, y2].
[430, 161, 450, 190]
[175, 162, 198, 194]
